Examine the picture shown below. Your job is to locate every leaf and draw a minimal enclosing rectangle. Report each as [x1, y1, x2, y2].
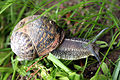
[112, 57, 120, 80]
[56, 72, 68, 77]
[74, 64, 83, 71]
[96, 41, 108, 48]
[90, 74, 107, 80]
[69, 72, 80, 80]
[96, 41, 108, 44]
[59, 77, 69, 80]
[101, 62, 109, 75]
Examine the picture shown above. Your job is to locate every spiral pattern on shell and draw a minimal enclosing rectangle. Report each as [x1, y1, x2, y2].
[11, 15, 65, 60]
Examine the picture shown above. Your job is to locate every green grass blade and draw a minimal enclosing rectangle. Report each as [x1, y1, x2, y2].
[47, 53, 72, 74]
[3, 72, 12, 80]
[112, 56, 120, 80]
[0, 67, 13, 72]
[0, 0, 15, 14]
[0, 51, 12, 65]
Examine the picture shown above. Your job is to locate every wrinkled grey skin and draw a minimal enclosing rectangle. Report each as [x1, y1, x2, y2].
[52, 38, 100, 61]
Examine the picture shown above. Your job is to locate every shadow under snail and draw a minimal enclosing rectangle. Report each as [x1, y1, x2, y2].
[10, 15, 108, 61]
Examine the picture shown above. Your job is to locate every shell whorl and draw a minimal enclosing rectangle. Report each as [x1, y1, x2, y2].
[11, 15, 64, 60]
[11, 32, 36, 60]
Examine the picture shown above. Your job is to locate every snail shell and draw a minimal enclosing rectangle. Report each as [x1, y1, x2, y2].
[11, 15, 64, 60]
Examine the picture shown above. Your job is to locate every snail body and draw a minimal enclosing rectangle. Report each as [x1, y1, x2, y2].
[52, 38, 100, 60]
[11, 15, 99, 61]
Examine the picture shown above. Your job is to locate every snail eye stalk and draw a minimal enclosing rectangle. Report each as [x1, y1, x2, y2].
[92, 27, 109, 43]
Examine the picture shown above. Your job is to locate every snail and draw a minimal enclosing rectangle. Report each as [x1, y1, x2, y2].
[10, 15, 107, 61]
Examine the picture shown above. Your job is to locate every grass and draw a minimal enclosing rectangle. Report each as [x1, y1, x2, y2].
[0, 0, 120, 80]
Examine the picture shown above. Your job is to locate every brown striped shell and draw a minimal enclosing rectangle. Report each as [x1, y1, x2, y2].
[10, 15, 65, 60]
